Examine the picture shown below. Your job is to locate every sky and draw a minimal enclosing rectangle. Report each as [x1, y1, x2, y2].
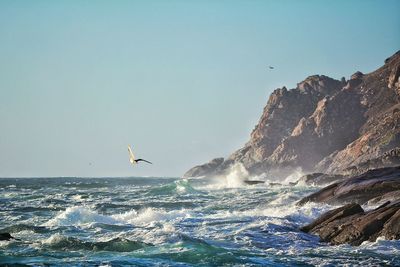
[0, 0, 399, 177]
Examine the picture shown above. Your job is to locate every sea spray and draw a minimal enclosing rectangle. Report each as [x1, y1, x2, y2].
[225, 163, 249, 188]
[282, 167, 305, 185]
[203, 163, 250, 189]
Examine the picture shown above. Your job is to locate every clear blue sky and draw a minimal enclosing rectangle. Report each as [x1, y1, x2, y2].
[0, 0, 399, 177]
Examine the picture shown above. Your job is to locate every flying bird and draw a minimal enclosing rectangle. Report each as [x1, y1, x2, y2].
[128, 145, 152, 165]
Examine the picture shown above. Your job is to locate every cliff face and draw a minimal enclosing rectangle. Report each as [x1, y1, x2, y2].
[184, 51, 400, 179]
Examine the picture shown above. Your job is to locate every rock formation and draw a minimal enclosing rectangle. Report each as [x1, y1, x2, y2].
[301, 202, 400, 246]
[297, 162, 400, 246]
[297, 166, 400, 206]
[184, 50, 400, 179]
[183, 158, 224, 178]
[295, 172, 344, 186]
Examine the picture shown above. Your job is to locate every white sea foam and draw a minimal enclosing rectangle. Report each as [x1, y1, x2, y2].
[358, 236, 400, 254]
[225, 163, 249, 187]
[71, 194, 84, 201]
[176, 183, 187, 193]
[201, 163, 253, 189]
[44, 206, 119, 227]
[41, 233, 65, 245]
[282, 167, 305, 185]
[44, 206, 191, 227]
[203, 194, 332, 229]
[113, 207, 191, 226]
[198, 163, 306, 190]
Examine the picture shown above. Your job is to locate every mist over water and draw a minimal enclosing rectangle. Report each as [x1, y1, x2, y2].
[1, 176, 399, 266]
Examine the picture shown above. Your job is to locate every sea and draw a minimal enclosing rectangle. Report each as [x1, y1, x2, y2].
[1, 173, 400, 266]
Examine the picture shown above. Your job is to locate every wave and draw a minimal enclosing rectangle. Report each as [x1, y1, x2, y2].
[282, 168, 305, 185]
[198, 163, 304, 190]
[44, 206, 120, 227]
[44, 206, 191, 227]
[12, 206, 62, 212]
[41, 233, 151, 252]
[199, 164, 310, 190]
[147, 179, 200, 196]
[146, 233, 251, 266]
[1, 224, 49, 234]
[202, 193, 332, 229]
[113, 207, 191, 226]
[200, 163, 252, 190]
[94, 203, 142, 212]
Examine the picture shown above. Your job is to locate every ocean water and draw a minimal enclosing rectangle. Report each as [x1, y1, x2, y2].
[1, 175, 400, 266]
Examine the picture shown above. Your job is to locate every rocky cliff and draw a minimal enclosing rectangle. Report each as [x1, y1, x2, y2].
[184, 51, 400, 179]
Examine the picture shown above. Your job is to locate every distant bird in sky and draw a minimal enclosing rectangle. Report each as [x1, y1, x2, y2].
[268, 66, 274, 69]
[128, 145, 152, 165]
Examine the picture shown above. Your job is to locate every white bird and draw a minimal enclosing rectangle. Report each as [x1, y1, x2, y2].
[128, 145, 152, 165]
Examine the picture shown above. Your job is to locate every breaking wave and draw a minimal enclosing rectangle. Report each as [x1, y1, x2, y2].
[44, 206, 191, 227]
[147, 179, 200, 195]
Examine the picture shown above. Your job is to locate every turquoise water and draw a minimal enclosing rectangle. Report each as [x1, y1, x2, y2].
[1, 176, 399, 266]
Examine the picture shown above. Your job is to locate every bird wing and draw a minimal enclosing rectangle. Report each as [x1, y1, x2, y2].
[127, 145, 136, 164]
[136, 159, 153, 164]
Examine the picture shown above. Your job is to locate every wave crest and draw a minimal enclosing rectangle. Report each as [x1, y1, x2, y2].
[44, 206, 119, 227]
[44, 206, 191, 227]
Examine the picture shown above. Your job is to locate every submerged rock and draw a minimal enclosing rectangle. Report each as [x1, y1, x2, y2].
[0, 233, 17, 241]
[243, 180, 265, 185]
[301, 201, 400, 246]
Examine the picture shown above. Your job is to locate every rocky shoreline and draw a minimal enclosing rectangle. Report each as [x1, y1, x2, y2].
[297, 166, 400, 206]
[300, 202, 400, 246]
[298, 166, 400, 245]
[183, 50, 400, 246]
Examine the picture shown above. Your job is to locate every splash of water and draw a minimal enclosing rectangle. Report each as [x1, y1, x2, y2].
[282, 167, 305, 185]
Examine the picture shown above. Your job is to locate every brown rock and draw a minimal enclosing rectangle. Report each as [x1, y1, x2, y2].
[298, 166, 400, 206]
[300, 203, 364, 233]
[301, 201, 400, 246]
[296, 172, 344, 186]
[183, 157, 224, 178]
[367, 190, 400, 206]
[388, 62, 400, 90]
[381, 207, 400, 239]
